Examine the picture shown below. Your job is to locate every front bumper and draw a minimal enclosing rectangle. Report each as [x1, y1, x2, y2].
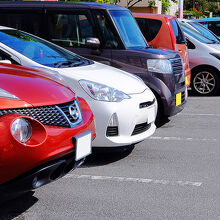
[0, 98, 95, 186]
[163, 85, 187, 117]
[90, 88, 157, 147]
[0, 151, 84, 195]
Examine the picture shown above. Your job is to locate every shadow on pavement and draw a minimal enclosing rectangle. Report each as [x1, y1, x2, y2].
[0, 191, 38, 220]
[81, 145, 135, 168]
[155, 117, 170, 128]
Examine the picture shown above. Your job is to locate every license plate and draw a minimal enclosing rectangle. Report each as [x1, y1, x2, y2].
[148, 106, 155, 123]
[74, 131, 92, 161]
[176, 92, 182, 106]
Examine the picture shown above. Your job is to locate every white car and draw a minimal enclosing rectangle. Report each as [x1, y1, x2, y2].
[0, 26, 157, 147]
[179, 23, 220, 96]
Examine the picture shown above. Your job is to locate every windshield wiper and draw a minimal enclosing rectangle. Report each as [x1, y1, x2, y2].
[54, 60, 85, 68]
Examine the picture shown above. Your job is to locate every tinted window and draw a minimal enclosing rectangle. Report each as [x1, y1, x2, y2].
[46, 12, 95, 48]
[0, 12, 43, 37]
[208, 21, 220, 36]
[0, 29, 89, 67]
[136, 18, 162, 42]
[110, 10, 147, 49]
[170, 19, 185, 44]
[94, 11, 119, 49]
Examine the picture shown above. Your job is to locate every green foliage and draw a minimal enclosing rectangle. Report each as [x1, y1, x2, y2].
[184, 0, 220, 17]
[159, 0, 178, 13]
[149, 0, 156, 8]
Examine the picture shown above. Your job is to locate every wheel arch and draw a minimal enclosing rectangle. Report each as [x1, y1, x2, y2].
[191, 64, 220, 76]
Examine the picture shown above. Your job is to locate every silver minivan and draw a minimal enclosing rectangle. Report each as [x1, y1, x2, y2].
[180, 23, 220, 96]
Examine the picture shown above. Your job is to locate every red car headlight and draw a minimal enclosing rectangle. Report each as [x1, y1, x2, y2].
[11, 118, 32, 143]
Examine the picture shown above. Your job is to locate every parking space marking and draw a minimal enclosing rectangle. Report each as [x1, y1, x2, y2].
[180, 113, 220, 117]
[64, 174, 202, 187]
[149, 136, 217, 142]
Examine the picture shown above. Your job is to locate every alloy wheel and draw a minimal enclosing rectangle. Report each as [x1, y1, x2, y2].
[193, 71, 216, 95]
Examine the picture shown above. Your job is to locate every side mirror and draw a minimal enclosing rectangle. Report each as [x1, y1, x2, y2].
[0, 60, 12, 64]
[86, 37, 100, 49]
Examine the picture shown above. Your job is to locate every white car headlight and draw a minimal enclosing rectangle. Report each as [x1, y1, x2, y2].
[147, 59, 172, 74]
[79, 80, 130, 102]
[11, 118, 32, 143]
[0, 88, 21, 100]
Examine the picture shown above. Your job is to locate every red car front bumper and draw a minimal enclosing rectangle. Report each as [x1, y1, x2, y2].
[0, 97, 95, 193]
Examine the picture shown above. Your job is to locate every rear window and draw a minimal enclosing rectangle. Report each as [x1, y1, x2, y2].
[169, 19, 185, 44]
[136, 18, 162, 42]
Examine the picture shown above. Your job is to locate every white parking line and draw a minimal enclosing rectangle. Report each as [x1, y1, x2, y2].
[149, 136, 217, 142]
[64, 174, 202, 187]
[180, 113, 220, 117]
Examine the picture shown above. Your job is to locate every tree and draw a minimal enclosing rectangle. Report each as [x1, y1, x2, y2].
[184, 0, 220, 17]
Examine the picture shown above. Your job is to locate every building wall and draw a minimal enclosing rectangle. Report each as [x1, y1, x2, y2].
[117, 0, 178, 16]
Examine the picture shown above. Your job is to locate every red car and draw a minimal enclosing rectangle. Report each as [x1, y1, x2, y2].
[0, 63, 95, 196]
[134, 13, 191, 88]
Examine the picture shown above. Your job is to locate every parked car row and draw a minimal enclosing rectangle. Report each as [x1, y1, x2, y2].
[0, 2, 190, 198]
[133, 13, 220, 96]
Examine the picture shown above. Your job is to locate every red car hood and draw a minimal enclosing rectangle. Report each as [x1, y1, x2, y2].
[0, 64, 75, 108]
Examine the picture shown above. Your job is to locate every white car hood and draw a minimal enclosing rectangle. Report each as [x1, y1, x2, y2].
[56, 62, 147, 95]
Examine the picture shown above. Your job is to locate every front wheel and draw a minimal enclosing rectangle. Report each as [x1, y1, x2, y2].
[191, 68, 220, 96]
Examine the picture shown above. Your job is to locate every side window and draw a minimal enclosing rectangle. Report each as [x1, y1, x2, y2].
[0, 12, 42, 37]
[46, 12, 95, 48]
[145, 19, 162, 42]
[208, 21, 220, 36]
[136, 18, 162, 42]
[136, 18, 152, 42]
[0, 50, 19, 65]
[186, 38, 195, 50]
[94, 11, 119, 49]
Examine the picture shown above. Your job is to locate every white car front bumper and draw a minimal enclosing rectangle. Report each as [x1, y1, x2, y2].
[91, 88, 157, 147]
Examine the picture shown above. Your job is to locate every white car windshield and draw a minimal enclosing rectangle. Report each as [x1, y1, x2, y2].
[180, 23, 214, 44]
[0, 29, 91, 67]
[189, 22, 220, 43]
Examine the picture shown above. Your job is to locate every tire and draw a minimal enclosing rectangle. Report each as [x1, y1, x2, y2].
[191, 68, 220, 96]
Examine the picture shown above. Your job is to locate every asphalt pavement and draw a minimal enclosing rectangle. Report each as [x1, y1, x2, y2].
[1, 95, 220, 220]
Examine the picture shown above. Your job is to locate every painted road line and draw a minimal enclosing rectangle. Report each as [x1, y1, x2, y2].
[64, 174, 202, 187]
[180, 113, 220, 117]
[149, 136, 217, 142]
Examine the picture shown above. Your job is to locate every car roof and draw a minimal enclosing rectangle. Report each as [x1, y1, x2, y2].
[0, 1, 127, 11]
[133, 13, 176, 19]
[194, 17, 220, 22]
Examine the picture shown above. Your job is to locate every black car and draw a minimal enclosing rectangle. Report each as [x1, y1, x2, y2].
[0, 1, 187, 120]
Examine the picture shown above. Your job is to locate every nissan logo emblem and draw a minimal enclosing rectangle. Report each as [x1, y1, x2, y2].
[69, 104, 79, 120]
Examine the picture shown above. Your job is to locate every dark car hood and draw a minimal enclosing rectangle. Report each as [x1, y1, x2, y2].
[130, 47, 181, 59]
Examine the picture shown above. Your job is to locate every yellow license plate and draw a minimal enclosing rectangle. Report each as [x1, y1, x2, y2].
[185, 76, 188, 86]
[176, 93, 181, 106]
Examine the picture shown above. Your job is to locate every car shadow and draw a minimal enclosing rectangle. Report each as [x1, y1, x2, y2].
[0, 191, 38, 220]
[81, 145, 135, 168]
[155, 117, 170, 128]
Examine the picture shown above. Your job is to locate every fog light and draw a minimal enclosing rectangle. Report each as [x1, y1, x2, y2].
[11, 118, 32, 143]
[108, 113, 118, 127]
[106, 113, 119, 137]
